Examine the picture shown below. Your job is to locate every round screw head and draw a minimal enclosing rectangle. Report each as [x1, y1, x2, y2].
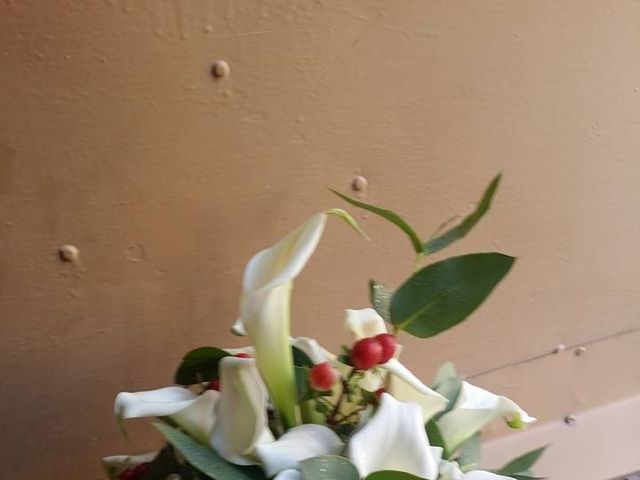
[564, 414, 577, 426]
[58, 244, 79, 262]
[351, 175, 368, 192]
[574, 346, 587, 356]
[211, 60, 230, 78]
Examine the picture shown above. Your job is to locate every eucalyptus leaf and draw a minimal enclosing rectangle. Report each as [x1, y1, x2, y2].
[456, 433, 481, 472]
[496, 446, 548, 476]
[432, 376, 463, 420]
[391, 253, 515, 338]
[174, 347, 231, 385]
[423, 174, 501, 254]
[330, 189, 423, 253]
[365, 471, 426, 480]
[292, 346, 315, 368]
[295, 366, 313, 403]
[154, 423, 265, 480]
[300, 455, 360, 480]
[369, 280, 392, 322]
[431, 362, 459, 389]
[425, 419, 449, 458]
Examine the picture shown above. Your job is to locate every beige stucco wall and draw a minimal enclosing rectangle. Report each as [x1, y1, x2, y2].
[1, 1, 639, 479]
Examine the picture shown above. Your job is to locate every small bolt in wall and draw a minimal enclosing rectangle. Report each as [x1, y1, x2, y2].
[211, 60, 230, 79]
[58, 244, 79, 263]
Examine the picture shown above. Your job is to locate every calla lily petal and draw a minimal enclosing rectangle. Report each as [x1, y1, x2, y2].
[344, 308, 388, 340]
[463, 472, 516, 480]
[255, 424, 344, 477]
[115, 387, 198, 419]
[291, 337, 335, 364]
[211, 356, 274, 465]
[274, 469, 303, 480]
[171, 390, 219, 445]
[238, 213, 328, 427]
[114, 387, 219, 445]
[383, 359, 448, 422]
[438, 381, 536, 452]
[346, 393, 439, 479]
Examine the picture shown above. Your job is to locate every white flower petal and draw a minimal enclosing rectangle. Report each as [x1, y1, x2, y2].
[211, 356, 274, 465]
[238, 213, 328, 427]
[383, 359, 448, 422]
[344, 308, 388, 340]
[438, 460, 465, 480]
[274, 469, 303, 480]
[464, 472, 516, 480]
[115, 387, 198, 419]
[346, 393, 439, 479]
[255, 424, 344, 477]
[171, 390, 219, 445]
[291, 337, 335, 364]
[438, 381, 536, 452]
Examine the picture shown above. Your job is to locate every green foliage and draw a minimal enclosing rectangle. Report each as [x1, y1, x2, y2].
[292, 346, 315, 368]
[391, 253, 515, 338]
[456, 433, 481, 472]
[423, 174, 502, 254]
[330, 189, 424, 253]
[494, 446, 548, 478]
[365, 471, 426, 480]
[154, 423, 265, 480]
[174, 347, 231, 385]
[369, 279, 392, 322]
[333, 175, 501, 256]
[300, 455, 360, 480]
[425, 419, 449, 458]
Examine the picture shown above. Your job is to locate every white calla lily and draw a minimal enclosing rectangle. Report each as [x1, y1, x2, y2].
[346, 393, 439, 479]
[255, 424, 344, 477]
[438, 381, 536, 452]
[238, 211, 360, 427]
[344, 308, 388, 340]
[115, 387, 219, 445]
[384, 359, 447, 422]
[438, 460, 517, 480]
[211, 356, 274, 465]
[274, 469, 303, 480]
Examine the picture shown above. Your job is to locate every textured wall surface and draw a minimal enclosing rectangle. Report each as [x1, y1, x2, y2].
[1, 1, 639, 479]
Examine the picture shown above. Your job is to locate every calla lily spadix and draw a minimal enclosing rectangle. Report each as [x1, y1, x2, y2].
[346, 393, 440, 479]
[235, 209, 363, 428]
[437, 380, 536, 453]
[255, 424, 344, 477]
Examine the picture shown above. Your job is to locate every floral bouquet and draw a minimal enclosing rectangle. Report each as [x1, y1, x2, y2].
[104, 176, 546, 480]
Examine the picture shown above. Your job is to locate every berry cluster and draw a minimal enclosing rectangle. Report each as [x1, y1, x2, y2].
[349, 333, 397, 370]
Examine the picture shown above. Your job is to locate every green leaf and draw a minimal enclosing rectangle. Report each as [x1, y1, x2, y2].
[292, 346, 315, 368]
[431, 361, 458, 389]
[423, 174, 502, 254]
[174, 347, 231, 385]
[369, 280, 392, 322]
[154, 423, 265, 480]
[391, 253, 515, 338]
[457, 433, 481, 472]
[496, 446, 548, 476]
[432, 376, 463, 420]
[365, 471, 426, 480]
[330, 189, 423, 253]
[295, 366, 313, 403]
[327, 208, 370, 241]
[425, 419, 449, 458]
[300, 455, 359, 480]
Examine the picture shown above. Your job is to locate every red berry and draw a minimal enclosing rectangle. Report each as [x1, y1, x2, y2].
[235, 352, 252, 358]
[132, 463, 150, 477]
[350, 338, 384, 370]
[375, 387, 387, 398]
[374, 333, 397, 363]
[309, 362, 337, 390]
[207, 379, 220, 391]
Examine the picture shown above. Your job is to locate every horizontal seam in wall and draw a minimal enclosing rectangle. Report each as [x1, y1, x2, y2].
[468, 324, 640, 379]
